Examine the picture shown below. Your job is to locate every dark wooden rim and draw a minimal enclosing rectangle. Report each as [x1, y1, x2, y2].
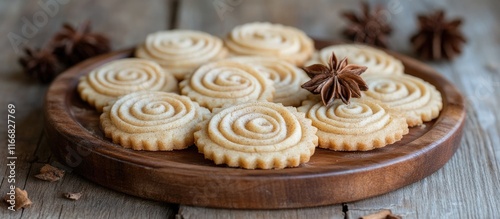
[44, 41, 465, 209]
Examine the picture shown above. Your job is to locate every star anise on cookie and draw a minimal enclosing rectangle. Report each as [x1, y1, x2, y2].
[301, 52, 368, 106]
[410, 10, 466, 60]
[342, 2, 393, 48]
[19, 46, 61, 83]
[51, 20, 111, 66]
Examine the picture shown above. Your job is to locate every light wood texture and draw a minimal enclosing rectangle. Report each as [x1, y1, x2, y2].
[1, 0, 499, 218]
[42, 41, 464, 209]
[178, 205, 345, 219]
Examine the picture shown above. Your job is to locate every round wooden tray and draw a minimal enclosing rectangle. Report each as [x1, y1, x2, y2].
[44, 40, 465, 209]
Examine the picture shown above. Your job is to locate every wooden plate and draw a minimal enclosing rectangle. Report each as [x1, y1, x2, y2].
[44, 40, 465, 209]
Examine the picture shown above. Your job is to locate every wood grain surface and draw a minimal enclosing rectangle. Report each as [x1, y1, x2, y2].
[1, 0, 499, 218]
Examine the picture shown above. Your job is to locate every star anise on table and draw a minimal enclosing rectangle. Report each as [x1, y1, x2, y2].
[51, 20, 111, 66]
[410, 10, 466, 60]
[342, 2, 393, 48]
[301, 52, 368, 106]
[19, 47, 61, 83]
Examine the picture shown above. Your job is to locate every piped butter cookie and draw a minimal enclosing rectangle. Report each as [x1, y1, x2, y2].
[313, 44, 404, 75]
[229, 56, 310, 106]
[180, 60, 274, 110]
[78, 58, 178, 112]
[225, 22, 314, 66]
[298, 98, 408, 151]
[362, 74, 443, 127]
[100, 91, 210, 151]
[135, 30, 228, 80]
[194, 101, 318, 169]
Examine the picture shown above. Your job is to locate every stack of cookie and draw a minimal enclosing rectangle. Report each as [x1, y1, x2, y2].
[77, 22, 443, 169]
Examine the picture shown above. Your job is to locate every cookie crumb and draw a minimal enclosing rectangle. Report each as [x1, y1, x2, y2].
[34, 164, 65, 182]
[360, 209, 402, 219]
[63, 192, 83, 201]
[3, 188, 32, 210]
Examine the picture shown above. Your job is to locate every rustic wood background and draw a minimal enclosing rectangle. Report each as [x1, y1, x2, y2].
[1, 0, 499, 218]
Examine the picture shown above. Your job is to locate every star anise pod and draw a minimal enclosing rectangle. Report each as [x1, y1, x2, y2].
[51, 20, 111, 66]
[301, 52, 368, 106]
[342, 2, 393, 48]
[410, 10, 466, 60]
[19, 47, 61, 83]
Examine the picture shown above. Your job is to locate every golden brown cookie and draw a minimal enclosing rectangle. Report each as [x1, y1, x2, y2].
[362, 74, 443, 127]
[135, 30, 228, 80]
[179, 60, 274, 110]
[225, 22, 314, 66]
[100, 91, 210, 151]
[194, 101, 318, 169]
[298, 97, 408, 151]
[78, 58, 178, 112]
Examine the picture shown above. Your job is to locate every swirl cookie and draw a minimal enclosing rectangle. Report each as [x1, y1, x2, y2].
[135, 30, 228, 80]
[78, 58, 178, 112]
[194, 102, 318, 169]
[179, 60, 274, 110]
[100, 91, 210, 151]
[315, 44, 404, 75]
[362, 74, 443, 127]
[229, 57, 310, 106]
[298, 98, 408, 151]
[225, 22, 314, 66]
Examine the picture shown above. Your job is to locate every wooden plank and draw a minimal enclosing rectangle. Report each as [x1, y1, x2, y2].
[21, 162, 176, 219]
[0, 0, 177, 218]
[177, 205, 344, 219]
[0, 1, 52, 218]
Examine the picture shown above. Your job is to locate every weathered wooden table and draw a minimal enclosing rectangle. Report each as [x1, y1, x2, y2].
[1, 0, 499, 218]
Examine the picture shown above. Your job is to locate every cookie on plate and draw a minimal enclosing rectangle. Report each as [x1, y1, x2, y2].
[229, 56, 310, 106]
[311, 44, 404, 75]
[362, 74, 443, 127]
[135, 30, 228, 80]
[194, 101, 318, 169]
[225, 22, 314, 66]
[180, 60, 274, 110]
[100, 91, 210, 151]
[78, 58, 178, 112]
[298, 97, 409, 151]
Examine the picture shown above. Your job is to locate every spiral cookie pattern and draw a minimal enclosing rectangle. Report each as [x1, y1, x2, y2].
[135, 30, 228, 80]
[316, 44, 404, 75]
[362, 74, 443, 127]
[180, 60, 274, 110]
[225, 22, 314, 66]
[100, 91, 210, 151]
[194, 102, 318, 169]
[78, 58, 178, 112]
[229, 57, 310, 106]
[298, 98, 408, 151]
